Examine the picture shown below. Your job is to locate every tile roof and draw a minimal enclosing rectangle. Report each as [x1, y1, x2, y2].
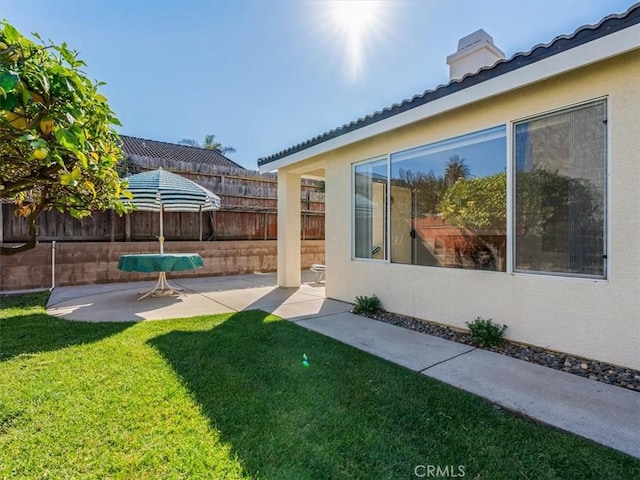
[258, 3, 640, 167]
[120, 135, 244, 169]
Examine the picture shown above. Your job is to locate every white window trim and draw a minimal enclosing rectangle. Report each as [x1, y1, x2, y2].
[506, 123, 514, 274]
[388, 124, 508, 270]
[351, 155, 389, 262]
[510, 97, 609, 280]
[390, 125, 507, 163]
[349, 96, 610, 282]
[605, 98, 611, 281]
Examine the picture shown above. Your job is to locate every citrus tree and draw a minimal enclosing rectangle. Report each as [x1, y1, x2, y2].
[437, 172, 507, 230]
[437, 172, 507, 269]
[0, 21, 130, 255]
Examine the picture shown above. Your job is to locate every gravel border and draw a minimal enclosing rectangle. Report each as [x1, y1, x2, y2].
[362, 310, 640, 392]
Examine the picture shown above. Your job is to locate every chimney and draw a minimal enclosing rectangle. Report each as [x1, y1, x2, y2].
[446, 29, 505, 81]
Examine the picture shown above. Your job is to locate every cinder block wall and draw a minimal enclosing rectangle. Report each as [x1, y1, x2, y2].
[0, 240, 325, 291]
[0, 244, 53, 292]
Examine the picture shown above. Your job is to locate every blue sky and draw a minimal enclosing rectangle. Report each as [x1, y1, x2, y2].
[1, 0, 635, 169]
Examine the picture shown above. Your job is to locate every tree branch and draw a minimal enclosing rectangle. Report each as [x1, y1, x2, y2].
[0, 197, 48, 256]
[0, 163, 63, 197]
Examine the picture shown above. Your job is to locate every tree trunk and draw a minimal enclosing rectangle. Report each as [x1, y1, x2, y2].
[0, 204, 44, 256]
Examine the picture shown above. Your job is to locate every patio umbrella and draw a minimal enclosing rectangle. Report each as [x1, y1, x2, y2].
[123, 168, 221, 253]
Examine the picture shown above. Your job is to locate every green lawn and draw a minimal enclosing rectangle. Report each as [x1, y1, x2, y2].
[1, 293, 638, 479]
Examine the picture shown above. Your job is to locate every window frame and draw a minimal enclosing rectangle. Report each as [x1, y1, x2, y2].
[351, 155, 390, 262]
[388, 124, 508, 271]
[510, 98, 609, 280]
[348, 99, 609, 281]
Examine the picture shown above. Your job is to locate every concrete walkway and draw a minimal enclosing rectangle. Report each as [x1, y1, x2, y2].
[46, 273, 640, 459]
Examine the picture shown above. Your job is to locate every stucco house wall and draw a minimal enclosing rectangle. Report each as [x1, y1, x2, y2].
[294, 51, 640, 370]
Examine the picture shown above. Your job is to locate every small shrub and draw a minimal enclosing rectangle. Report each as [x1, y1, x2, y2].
[466, 317, 507, 347]
[353, 295, 382, 314]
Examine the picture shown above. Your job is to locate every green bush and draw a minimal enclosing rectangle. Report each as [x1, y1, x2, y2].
[353, 295, 382, 314]
[466, 317, 507, 347]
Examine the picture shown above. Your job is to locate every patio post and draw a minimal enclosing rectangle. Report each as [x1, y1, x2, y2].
[277, 170, 301, 287]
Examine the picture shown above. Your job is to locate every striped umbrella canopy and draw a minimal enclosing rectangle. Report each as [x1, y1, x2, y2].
[123, 168, 221, 253]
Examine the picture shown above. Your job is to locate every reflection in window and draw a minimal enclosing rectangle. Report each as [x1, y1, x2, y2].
[390, 126, 506, 271]
[353, 158, 387, 260]
[514, 101, 606, 277]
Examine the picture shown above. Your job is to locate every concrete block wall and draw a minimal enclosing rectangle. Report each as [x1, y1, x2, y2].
[301, 240, 325, 270]
[0, 240, 325, 291]
[0, 243, 53, 292]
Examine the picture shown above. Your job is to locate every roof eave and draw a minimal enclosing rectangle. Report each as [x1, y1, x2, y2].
[259, 23, 639, 174]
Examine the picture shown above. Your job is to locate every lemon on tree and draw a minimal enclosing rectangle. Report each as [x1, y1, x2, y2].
[33, 147, 49, 160]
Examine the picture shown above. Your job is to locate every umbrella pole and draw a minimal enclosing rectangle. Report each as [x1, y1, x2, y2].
[159, 205, 164, 254]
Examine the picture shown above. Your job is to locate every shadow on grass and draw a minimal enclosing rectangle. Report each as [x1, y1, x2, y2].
[0, 292, 132, 363]
[147, 309, 640, 480]
[149, 309, 422, 479]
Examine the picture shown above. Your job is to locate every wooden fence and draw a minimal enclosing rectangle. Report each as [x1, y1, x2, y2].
[1, 157, 325, 243]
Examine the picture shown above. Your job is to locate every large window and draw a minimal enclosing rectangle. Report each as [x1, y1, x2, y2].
[514, 101, 606, 278]
[390, 126, 507, 271]
[353, 158, 387, 260]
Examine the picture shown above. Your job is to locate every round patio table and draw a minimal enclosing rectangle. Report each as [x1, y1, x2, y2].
[117, 253, 204, 301]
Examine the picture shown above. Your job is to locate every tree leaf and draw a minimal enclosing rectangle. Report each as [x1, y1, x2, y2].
[1, 23, 20, 43]
[0, 92, 18, 110]
[54, 128, 79, 150]
[84, 180, 97, 199]
[76, 151, 88, 169]
[37, 72, 50, 95]
[60, 173, 77, 187]
[20, 83, 30, 104]
[0, 71, 19, 91]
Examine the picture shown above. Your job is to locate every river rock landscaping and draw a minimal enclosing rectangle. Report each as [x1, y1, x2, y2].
[362, 310, 640, 392]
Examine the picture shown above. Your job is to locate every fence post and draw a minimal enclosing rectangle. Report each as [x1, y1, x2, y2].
[110, 210, 115, 242]
[125, 214, 131, 241]
[302, 213, 306, 240]
[264, 212, 268, 240]
[50, 241, 56, 290]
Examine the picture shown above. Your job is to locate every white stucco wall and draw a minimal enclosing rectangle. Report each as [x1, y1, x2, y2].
[314, 52, 640, 370]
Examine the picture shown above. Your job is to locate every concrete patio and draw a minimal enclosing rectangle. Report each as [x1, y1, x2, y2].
[46, 272, 640, 459]
[47, 271, 335, 323]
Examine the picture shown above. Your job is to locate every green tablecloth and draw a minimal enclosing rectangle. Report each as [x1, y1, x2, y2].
[117, 253, 204, 273]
